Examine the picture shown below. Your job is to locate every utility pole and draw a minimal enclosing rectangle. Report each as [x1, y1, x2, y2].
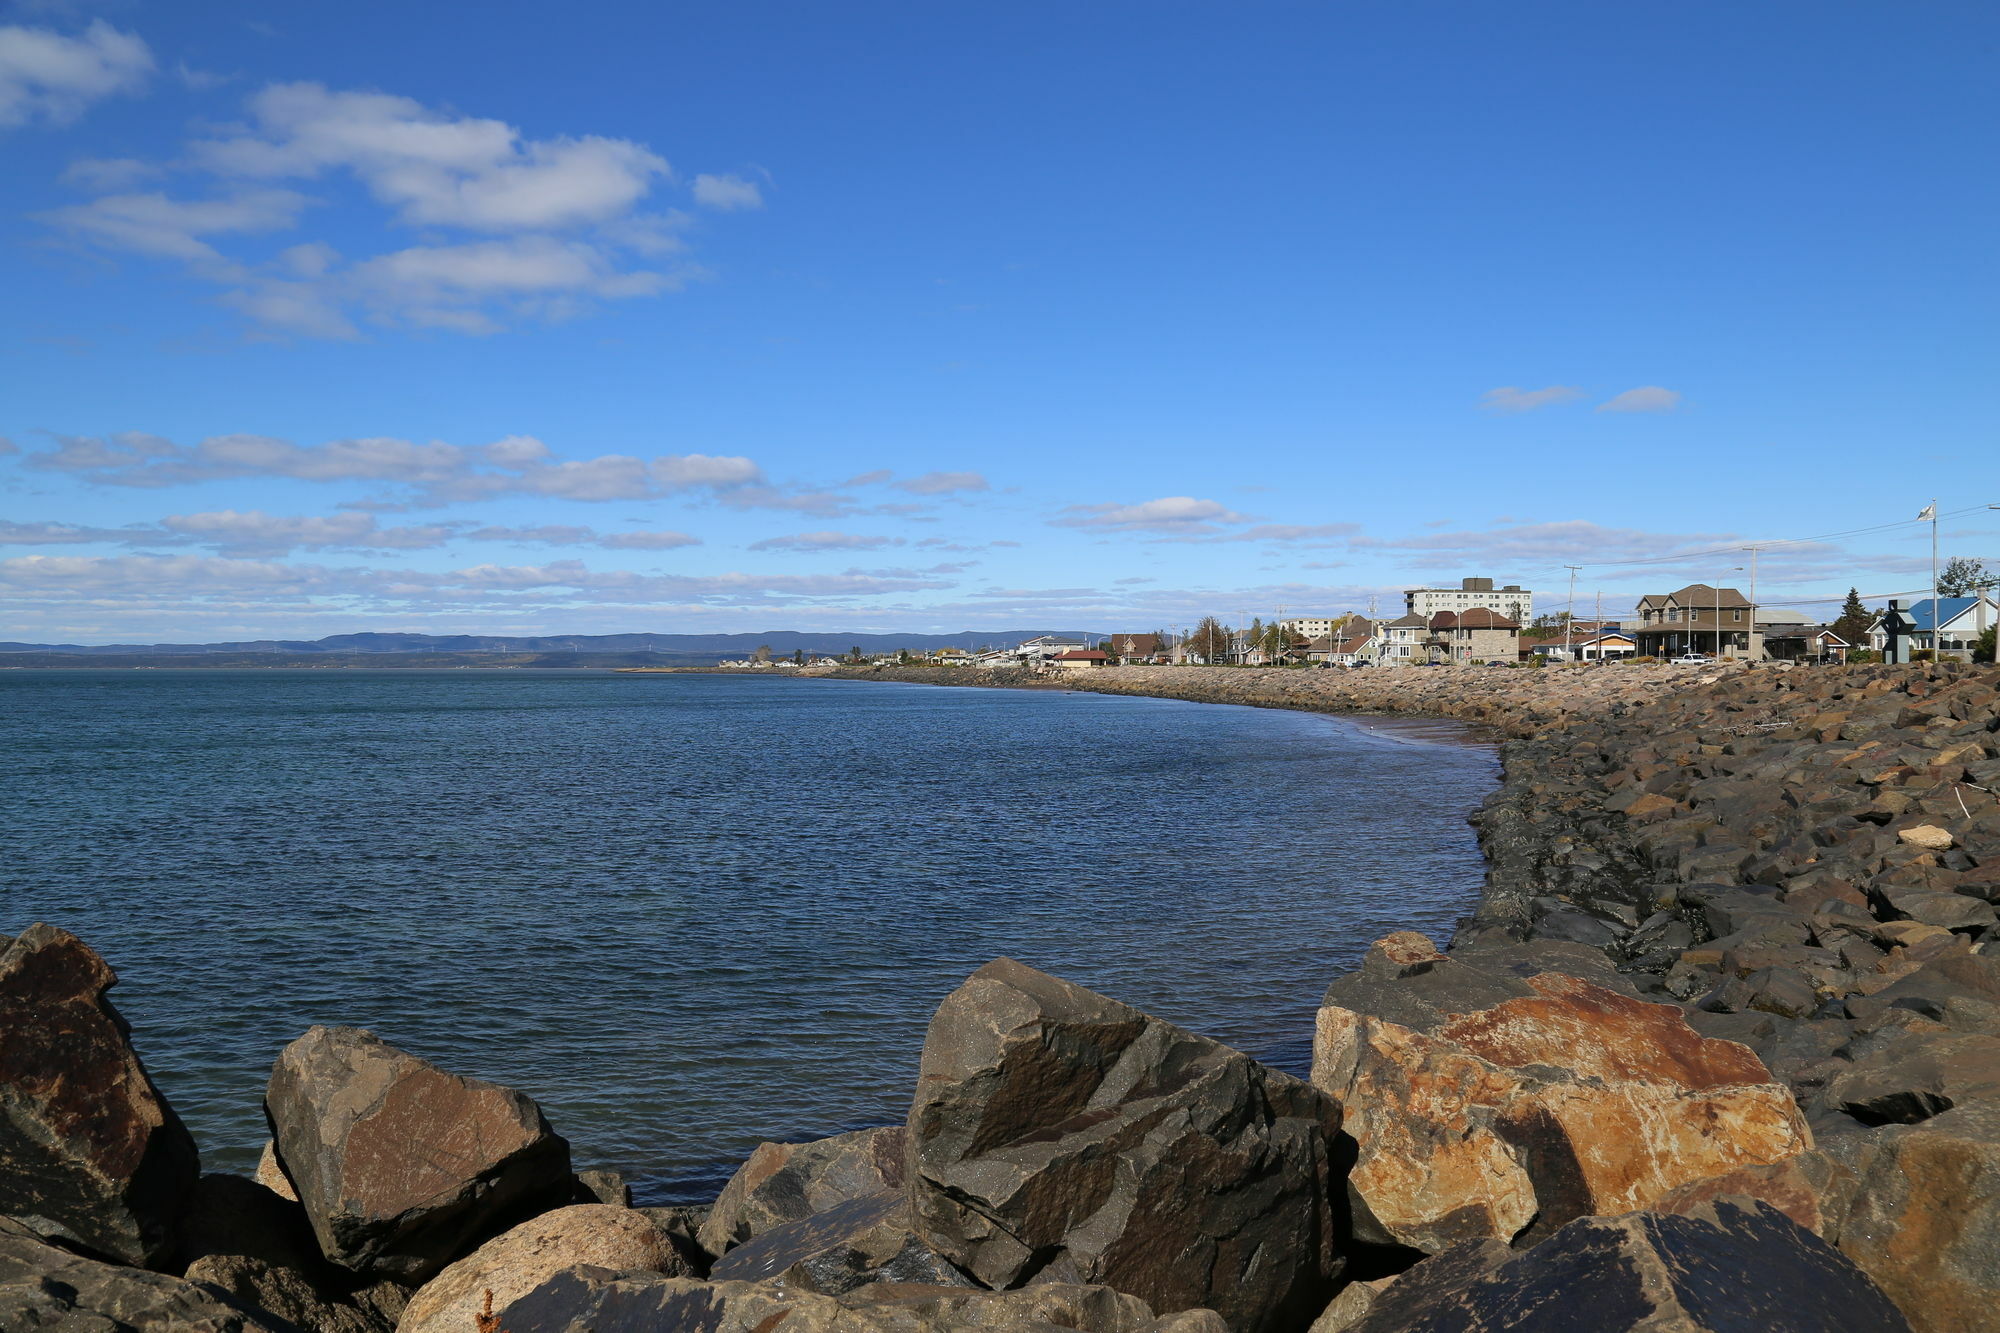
[1564, 566, 1580, 660]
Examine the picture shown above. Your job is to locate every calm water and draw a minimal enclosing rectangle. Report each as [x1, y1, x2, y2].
[0, 669, 1497, 1202]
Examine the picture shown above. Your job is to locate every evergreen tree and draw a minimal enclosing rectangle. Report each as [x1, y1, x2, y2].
[1831, 588, 1874, 647]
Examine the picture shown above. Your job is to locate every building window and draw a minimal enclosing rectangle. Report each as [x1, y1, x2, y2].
[1667, 608, 1680, 622]
[1732, 609, 1742, 622]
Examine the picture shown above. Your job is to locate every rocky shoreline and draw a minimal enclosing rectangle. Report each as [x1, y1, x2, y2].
[6, 661, 1997, 1330]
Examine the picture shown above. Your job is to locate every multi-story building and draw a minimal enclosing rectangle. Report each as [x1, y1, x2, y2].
[1369, 613, 1427, 666]
[1423, 609, 1521, 665]
[1404, 577, 1534, 623]
[1633, 584, 1760, 659]
[1278, 616, 1345, 639]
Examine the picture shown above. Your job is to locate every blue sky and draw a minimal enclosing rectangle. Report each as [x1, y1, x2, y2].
[2, 0, 1995, 641]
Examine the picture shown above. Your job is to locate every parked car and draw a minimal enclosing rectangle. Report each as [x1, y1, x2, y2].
[1671, 653, 1711, 664]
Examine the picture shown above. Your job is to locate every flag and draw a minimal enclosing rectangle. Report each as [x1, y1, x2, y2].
[1917, 503, 1937, 521]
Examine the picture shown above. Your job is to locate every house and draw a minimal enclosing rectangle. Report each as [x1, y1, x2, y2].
[1423, 609, 1520, 665]
[1760, 626, 1849, 663]
[1576, 631, 1636, 661]
[1867, 596, 1998, 662]
[931, 647, 973, 665]
[1405, 577, 1534, 624]
[1372, 613, 1429, 667]
[1046, 649, 1112, 674]
[1633, 585, 1761, 660]
[1014, 634, 1093, 661]
[1102, 633, 1165, 664]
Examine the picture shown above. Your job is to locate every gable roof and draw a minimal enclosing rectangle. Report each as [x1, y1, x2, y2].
[1429, 609, 1520, 630]
[1051, 649, 1110, 661]
[1385, 613, 1429, 628]
[1873, 596, 1996, 632]
[1663, 583, 1751, 609]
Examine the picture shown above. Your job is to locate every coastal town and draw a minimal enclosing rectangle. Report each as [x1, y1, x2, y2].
[717, 573, 2000, 674]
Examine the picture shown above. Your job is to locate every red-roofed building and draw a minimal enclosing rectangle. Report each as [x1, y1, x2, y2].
[1046, 649, 1112, 674]
[1424, 609, 1521, 664]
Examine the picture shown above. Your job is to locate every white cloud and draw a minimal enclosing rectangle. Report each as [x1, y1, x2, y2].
[892, 470, 989, 496]
[39, 78, 745, 337]
[1479, 385, 1584, 414]
[41, 187, 310, 260]
[0, 20, 151, 129]
[1597, 386, 1682, 413]
[194, 83, 669, 231]
[15, 430, 848, 512]
[1051, 496, 1254, 535]
[155, 509, 460, 556]
[59, 155, 162, 190]
[466, 525, 701, 550]
[748, 531, 904, 553]
[691, 173, 763, 211]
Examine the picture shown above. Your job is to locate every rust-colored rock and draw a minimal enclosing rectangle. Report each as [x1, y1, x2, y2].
[0, 923, 198, 1268]
[266, 1025, 573, 1282]
[1312, 943, 1812, 1252]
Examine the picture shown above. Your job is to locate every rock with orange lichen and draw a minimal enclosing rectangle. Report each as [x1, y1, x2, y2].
[265, 1026, 573, 1282]
[1311, 935, 1813, 1253]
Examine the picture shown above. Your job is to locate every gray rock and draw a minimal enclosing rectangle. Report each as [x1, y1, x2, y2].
[0, 1217, 291, 1331]
[697, 1125, 905, 1257]
[265, 1025, 573, 1282]
[0, 924, 199, 1269]
[709, 1189, 972, 1295]
[906, 958, 1345, 1333]
[1337, 1199, 1908, 1332]
[573, 1169, 631, 1207]
[498, 1268, 1170, 1332]
[183, 1254, 393, 1333]
[1817, 1099, 2000, 1331]
[173, 1172, 325, 1276]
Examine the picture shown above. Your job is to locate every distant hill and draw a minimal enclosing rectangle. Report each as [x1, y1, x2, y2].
[0, 629, 1108, 665]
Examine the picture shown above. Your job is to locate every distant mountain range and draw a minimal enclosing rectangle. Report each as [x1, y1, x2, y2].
[0, 629, 1107, 664]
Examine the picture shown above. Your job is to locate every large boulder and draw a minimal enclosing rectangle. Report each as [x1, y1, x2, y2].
[1328, 1199, 1908, 1332]
[1817, 1102, 2000, 1332]
[396, 1203, 693, 1333]
[184, 1254, 398, 1333]
[499, 1268, 1201, 1332]
[904, 958, 1345, 1333]
[1312, 936, 1812, 1252]
[266, 1025, 573, 1282]
[0, 1216, 291, 1331]
[0, 924, 199, 1268]
[697, 1124, 906, 1256]
[709, 1189, 973, 1295]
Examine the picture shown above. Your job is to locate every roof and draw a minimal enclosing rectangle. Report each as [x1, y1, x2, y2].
[1429, 609, 1521, 630]
[1106, 633, 1163, 654]
[1385, 613, 1429, 628]
[1579, 631, 1636, 645]
[1050, 649, 1110, 661]
[1873, 596, 1995, 632]
[1662, 584, 1751, 609]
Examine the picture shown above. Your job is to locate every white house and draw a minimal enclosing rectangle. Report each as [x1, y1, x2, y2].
[1869, 595, 1998, 662]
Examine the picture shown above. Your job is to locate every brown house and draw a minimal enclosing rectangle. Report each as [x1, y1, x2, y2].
[1633, 584, 1760, 659]
[1102, 633, 1165, 664]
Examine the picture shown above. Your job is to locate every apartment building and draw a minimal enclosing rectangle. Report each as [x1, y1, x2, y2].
[1404, 577, 1534, 623]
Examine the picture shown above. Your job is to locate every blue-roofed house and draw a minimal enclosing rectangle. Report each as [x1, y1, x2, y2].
[1867, 595, 1998, 661]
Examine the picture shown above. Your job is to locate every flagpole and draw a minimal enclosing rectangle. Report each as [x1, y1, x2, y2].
[1932, 501, 1940, 656]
